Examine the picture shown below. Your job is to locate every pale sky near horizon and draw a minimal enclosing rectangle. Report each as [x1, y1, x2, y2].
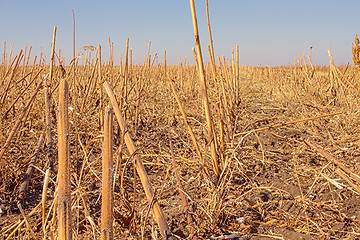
[0, 0, 359, 66]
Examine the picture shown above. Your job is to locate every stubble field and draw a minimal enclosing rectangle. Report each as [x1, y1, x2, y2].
[0, 44, 360, 240]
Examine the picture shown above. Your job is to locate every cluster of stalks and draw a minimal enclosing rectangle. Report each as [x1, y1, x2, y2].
[1, 2, 359, 240]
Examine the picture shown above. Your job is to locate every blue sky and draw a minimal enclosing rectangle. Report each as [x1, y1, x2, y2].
[0, 0, 359, 66]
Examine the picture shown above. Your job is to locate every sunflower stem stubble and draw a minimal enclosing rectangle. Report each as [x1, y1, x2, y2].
[57, 79, 72, 240]
[101, 106, 114, 240]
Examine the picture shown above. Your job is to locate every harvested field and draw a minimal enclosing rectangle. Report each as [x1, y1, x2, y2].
[1, 48, 359, 239]
[1, 10, 360, 240]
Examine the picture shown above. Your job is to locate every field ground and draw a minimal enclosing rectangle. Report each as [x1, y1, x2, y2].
[0, 60, 360, 239]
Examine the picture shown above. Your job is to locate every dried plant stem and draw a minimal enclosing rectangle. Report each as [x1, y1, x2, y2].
[352, 35, 360, 68]
[82, 58, 99, 107]
[192, 47, 198, 69]
[123, 38, 129, 79]
[134, 77, 142, 136]
[279, 87, 300, 114]
[0, 80, 42, 165]
[2, 41, 5, 66]
[8, 42, 14, 65]
[101, 106, 114, 240]
[220, 56, 234, 109]
[146, 40, 151, 67]
[336, 169, 360, 194]
[98, 45, 103, 128]
[72, 10, 76, 61]
[5, 202, 41, 240]
[305, 141, 360, 184]
[235, 45, 239, 102]
[1, 49, 23, 109]
[42, 168, 51, 235]
[49, 193, 58, 239]
[292, 155, 310, 231]
[44, 80, 54, 171]
[15, 90, 34, 142]
[49, 26, 57, 84]
[206, 0, 215, 67]
[2, 49, 17, 80]
[169, 80, 211, 179]
[207, 45, 217, 81]
[18, 133, 45, 199]
[189, 0, 220, 180]
[234, 112, 342, 137]
[164, 50, 167, 76]
[170, 140, 197, 239]
[103, 81, 173, 239]
[217, 99, 227, 155]
[108, 38, 113, 67]
[17, 201, 36, 237]
[120, 38, 130, 111]
[206, 0, 217, 83]
[292, 82, 309, 115]
[219, 69, 231, 123]
[43, 27, 56, 173]
[57, 79, 72, 240]
[2, 70, 41, 120]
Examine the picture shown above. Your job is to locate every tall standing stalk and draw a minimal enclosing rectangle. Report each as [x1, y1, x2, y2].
[189, 0, 220, 180]
[49, 26, 56, 85]
[72, 10, 76, 63]
[235, 44, 239, 104]
[164, 50, 167, 77]
[25, 46, 32, 69]
[45, 26, 56, 172]
[57, 79, 72, 240]
[20, 46, 27, 76]
[98, 45, 103, 128]
[120, 38, 129, 112]
[71, 10, 76, 91]
[2, 41, 5, 67]
[352, 35, 360, 68]
[101, 106, 114, 240]
[206, 0, 216, 77]
[123, 38, 129, 79]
